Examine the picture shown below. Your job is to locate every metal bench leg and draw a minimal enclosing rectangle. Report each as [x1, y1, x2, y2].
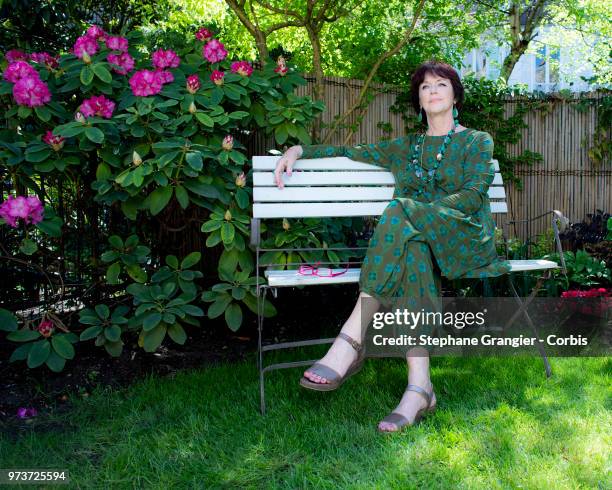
[504, 272, 553, 378]
[257, 285, 270, 415]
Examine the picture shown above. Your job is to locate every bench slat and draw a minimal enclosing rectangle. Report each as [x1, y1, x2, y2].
[253, 171, 396, 186]
[255, 200, 508, 217]
[254, 185, 507, 202]
[253, 156, 501, 172]
[254, 171, 503, 187]
[263, 260, 559, 287]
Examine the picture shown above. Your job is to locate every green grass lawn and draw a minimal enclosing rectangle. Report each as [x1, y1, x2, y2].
[1, 352, 610, 489]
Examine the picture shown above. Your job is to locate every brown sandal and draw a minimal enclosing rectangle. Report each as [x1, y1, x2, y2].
[377, 382, 436, 433]
[299, 332, 366, 392]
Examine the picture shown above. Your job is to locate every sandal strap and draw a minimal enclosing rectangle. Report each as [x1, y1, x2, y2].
[406, 383, 433, 406]
[338, 332, 363, 352]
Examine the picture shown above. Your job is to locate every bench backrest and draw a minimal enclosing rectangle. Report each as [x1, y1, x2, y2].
[252, 156, 507, 220]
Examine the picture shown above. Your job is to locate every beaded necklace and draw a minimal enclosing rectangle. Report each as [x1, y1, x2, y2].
[409, 121, 459, 196]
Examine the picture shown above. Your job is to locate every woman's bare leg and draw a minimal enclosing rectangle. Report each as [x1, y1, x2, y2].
[303, 291, 380, 384]
[377, 347, 436, 432]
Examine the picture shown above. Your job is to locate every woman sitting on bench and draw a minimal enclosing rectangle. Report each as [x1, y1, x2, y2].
[273, 60, 511, 433]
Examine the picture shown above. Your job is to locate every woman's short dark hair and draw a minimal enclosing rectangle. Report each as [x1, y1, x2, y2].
[410, 60, 464, 119]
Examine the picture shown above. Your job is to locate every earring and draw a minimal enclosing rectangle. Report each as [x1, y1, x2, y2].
[452, 104, 459, 126]
[417, 107, 423, 123]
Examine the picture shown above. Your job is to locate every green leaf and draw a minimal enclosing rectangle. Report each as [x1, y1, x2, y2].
[35, 106, 51, 122]
[96, 162, 112, 180]
[85, 127, 105, 144]
[125, 264, 147, 283]
[106, 262, 121, 284]
[201, 220, 222, 232]
[7, 329, 40, 342]
[28, 340, 51, 368]
[195, 112, 214, 127]
[143, 312, 162, 331]
[166, 255, 179, 268]
[167, 323, 187, 344]
[149, 186, 173, 216]
[35, 216, 62, 237]
[51, 336, 75, 360]
[104, 325, 122, 342]
[175, 185, 189, 209]
[95, 304, 110, 319]
[186, 152, 203, 171]
[45, 351, 66, 372]
[181, 304, 204, 317]
[0, 309, 18, 331]
[143, 324, 166, 352]
[10, 342, 33, 362]
[104, 340, 124, 357]
[181, 252, 201, 269]
[80, 325, 103, 341]
[225, 303, 243, 331]
[80, 65, 94, 85]
[207, 294, 232, 318]
[19, 238, 38, 255]
[92, 63, 112, 83]
[221, 222, 235, 244]
[235, 188, 250, 209]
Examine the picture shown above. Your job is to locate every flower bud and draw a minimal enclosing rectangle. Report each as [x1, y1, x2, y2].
[235, 171, 246, 188]
[282, 218, 290, 231]
[186, 74, 200, 94]
[132, 150, 142, 166]
[188, 101, 197, 114]
[75, 111, 86, 123]
[82, 51, 92, 64]
[224, 209, 232, 221]
[222, 135, 233, 151]
[38, 320, 54, 338]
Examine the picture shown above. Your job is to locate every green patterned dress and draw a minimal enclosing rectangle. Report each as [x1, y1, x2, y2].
[300, 128, 512, 348]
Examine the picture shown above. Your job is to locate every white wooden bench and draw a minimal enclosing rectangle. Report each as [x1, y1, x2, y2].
[250, 155, 568, 414]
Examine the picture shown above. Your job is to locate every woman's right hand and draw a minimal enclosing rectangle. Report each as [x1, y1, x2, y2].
[274, 145, 302, 189]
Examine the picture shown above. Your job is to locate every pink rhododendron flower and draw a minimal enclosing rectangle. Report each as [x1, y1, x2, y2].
[195, 27, 213, 41]
[13, 77, 51, 107]
[105, 36, 128, 52]
[129, 69, 163, 96]
[79, 95, 115, 119]
[186, 74, 200, 94]
[210, 70, 224, 86]
[231, 61, 253, 77]
[3, 61, 38, 83]
[17, 407, 38, 419]
[156, 69, 174, 84]
[86, 25, 106, 41]
[38, 320, 54, 337]
[222, 135, 233, 151]
[73, 35, 99, 60]
[6, 49, 28, 62]
[43, 131, 65, 151]
[152, 49, 180, 69]
[203, 39, 227, 63]
[274, 55, 288, 76]
[107, 52, 134, 75]
[0, 195, 44, 228]
[30, 52, 59, 69]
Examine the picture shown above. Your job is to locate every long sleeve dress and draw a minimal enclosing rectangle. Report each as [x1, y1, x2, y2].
[299, 128, 512, 350]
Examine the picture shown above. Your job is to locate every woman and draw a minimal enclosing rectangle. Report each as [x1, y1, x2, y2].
[273, 60, 511, 433]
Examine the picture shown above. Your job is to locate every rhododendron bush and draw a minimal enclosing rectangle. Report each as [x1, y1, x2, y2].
[0, 25, 323, 370]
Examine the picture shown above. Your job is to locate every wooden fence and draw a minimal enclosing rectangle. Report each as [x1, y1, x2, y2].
[248, 74, 611, 241]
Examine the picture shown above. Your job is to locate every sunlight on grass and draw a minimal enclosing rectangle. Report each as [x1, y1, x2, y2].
[1, 355, 610, 488]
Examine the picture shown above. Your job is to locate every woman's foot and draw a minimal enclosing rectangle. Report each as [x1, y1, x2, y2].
[378, 380, 436, 432]
[302, 331, 361, 384]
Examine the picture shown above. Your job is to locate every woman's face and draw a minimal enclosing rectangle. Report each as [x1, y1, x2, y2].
[418, 72, 456, 116]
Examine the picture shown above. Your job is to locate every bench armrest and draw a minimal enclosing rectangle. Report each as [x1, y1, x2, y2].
[503, 209, 569, 275]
